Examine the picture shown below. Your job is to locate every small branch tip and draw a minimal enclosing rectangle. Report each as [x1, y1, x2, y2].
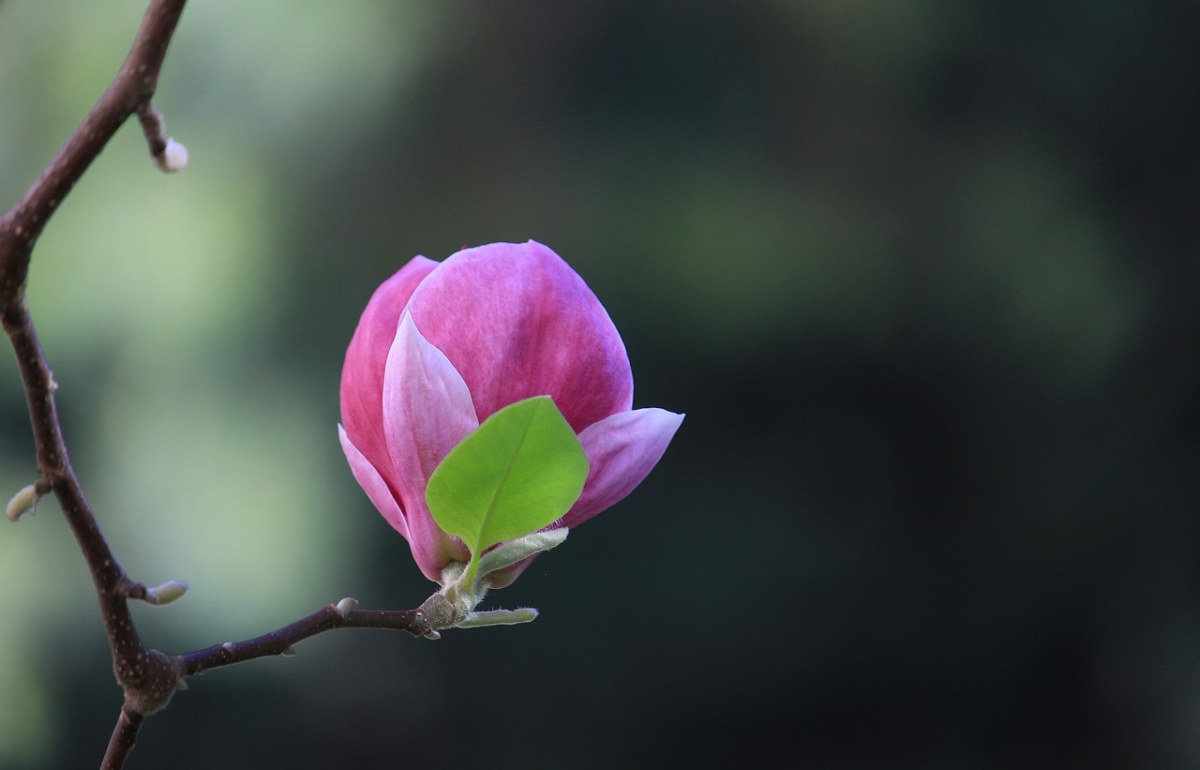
[143, 579, 189, 606]
[153, 138, 189, 173]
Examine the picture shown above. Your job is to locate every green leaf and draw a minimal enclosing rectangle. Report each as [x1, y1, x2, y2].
[426, 396, 588, 563]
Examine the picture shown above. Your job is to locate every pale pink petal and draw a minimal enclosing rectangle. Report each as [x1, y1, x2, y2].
[383, 314, 476, 579]
[563, 408, 685, 528]
[406, 241, 633, 433]
[340, 256, 438, 484]
[338, 425, 408, 540]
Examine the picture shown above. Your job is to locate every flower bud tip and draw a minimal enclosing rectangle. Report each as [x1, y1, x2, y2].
[6, 484, 40, 522]
[154, 138, 189, 173]
[144, 579, 189, 606]
[334, 597, 358, 619]
[176, 679, 189, 691]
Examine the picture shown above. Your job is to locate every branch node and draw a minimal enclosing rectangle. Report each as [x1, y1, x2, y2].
[117, 578, 146, 601]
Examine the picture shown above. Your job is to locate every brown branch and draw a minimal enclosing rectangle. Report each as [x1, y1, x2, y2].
[0, 302, 176, 707]
[180, 602, 434, 677]
[135, 102, 170, 158]
[101, 706, 145, 770]
[1, 3, 452, 767]
[0, 0, 187, 309]
[0, 2, 190, 767]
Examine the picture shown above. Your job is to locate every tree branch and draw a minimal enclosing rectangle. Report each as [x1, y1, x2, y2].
[0, 0, 191, 754]
[180, 602, 434, 677]
[0, 0, 187, 308]
[0, 301, 170, 706]
[101, 706, 145, 770]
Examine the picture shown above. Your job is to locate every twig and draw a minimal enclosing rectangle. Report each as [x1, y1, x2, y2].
[101, 707, 145, 770]
[0, 302, 177, 706]
[181, 603, 433, 677]
[134, 102, 170, 158]
[0, 0, 188, 308]
[0, 0, 190, 716]
[136, 102, 189, 173]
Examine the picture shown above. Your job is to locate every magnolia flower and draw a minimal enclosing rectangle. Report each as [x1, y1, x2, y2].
[339, 241, 682, 590]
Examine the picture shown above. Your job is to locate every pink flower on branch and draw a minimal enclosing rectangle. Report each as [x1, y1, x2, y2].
[339, 241, 682, 591]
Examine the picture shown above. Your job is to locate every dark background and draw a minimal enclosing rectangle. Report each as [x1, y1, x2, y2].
[1, 1, 1199, 768]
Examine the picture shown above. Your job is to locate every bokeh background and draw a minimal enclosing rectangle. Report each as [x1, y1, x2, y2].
[1, 1, 1198, 767]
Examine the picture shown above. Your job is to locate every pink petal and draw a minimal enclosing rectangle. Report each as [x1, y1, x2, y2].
[563, 408, 685, 528]
[338, 425, 408, 539]
[383, 314, 476, 580]
[406, 241, 633, 433]
[340, 256, 438, 487]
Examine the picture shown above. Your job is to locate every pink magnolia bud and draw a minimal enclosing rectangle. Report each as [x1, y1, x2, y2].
[338, 241, 682, 587]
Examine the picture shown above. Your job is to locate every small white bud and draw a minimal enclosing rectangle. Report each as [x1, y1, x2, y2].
[144, 579, 189, 606]
[6, 484, 40, 522]
[175, 679, 189, 691]
[334, 597, 358, 619]
[154, 138, 189, 173]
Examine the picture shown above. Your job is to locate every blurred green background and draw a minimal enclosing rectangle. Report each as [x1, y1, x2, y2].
[1, 0, 1198, 767]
